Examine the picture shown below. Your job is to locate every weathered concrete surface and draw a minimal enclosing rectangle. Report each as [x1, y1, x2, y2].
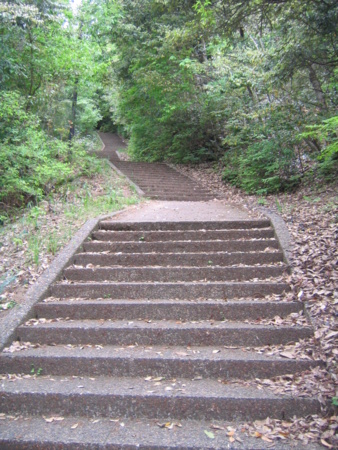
[0, 416, 324, 450]
[106, 200, 251, 222]
[74, 250, 284, 267]
[0, 375, 320, 420]
[34, 299, 303, 321]
[17, 320, 312, 346]
[0, 344, 320, 378]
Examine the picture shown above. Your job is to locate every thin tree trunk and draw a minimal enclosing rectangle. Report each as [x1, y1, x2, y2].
[69, 78, 78, 141]
[308, 64, 328, 111]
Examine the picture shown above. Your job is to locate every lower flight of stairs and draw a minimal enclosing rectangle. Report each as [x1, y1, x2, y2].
[0, 219, 321, 449]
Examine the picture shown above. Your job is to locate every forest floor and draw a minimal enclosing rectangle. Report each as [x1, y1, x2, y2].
[0, 156, 337, 448]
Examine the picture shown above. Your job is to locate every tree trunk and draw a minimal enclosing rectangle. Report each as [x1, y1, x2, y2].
[69, 78, 78, 141]
[308, 65, 328, 111]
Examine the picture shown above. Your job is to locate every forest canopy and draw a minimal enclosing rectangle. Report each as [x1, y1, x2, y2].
[1, 0, 337, 210]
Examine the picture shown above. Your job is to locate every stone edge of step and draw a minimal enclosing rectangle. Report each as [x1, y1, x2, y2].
[106, 159, 146, 198]
[258, 208, 292, 266]
[0, 211, 126, 352]
[96, 131, 145, 198]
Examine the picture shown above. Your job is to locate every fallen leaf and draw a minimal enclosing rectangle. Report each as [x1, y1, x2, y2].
[321, 439, 333, 448]
[204, 430, 215, 439]
[211, 424, 225, 430]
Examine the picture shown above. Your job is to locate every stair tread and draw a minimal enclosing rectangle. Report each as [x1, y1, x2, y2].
[0, 374, 315, 400]
[19, 318, 309, 330]
[99, 220, 272, 230]
[0, 415, 323, 450]
[63, 266, 286, 282]
[55, 280, 289, 286]
[75, 250, 284, 256]
[0, 344, 315, 362]
[38, 298, 293, 305]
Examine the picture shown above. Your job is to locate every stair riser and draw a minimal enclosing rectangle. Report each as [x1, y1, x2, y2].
[0, 356, 317, 380]
[146, 196, 214, 201]
[118, 177, 202, 183]
[142, 192, 212, 197]
[83, 240, 279, 253]
[63, 266, 286, 283]
[146, 193, 215, 202]
[51, 282, 289, 299]
[140, 184, 210, 190]
[73, 252, 284, 267]
[99, 220, 272, 231]
[0, 392, 320, 421]
[92, 229, 275, 242]
[35, 301, 302, 321]
[128, 184, 210, 191]
[17, 326, 312, 346]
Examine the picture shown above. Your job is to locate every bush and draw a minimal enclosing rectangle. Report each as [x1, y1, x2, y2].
[300, 116, 338, 180]
[0, 91, 99, 209]
[223, 139, 300, 195]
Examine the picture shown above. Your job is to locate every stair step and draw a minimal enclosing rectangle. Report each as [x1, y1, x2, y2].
[0, 375, 320, 421]
[35, 299, 302, 320]
[63, 266, 286, 282]
[17, 320, 312, 346]
[147, 196, 215, 201]
[92, 228, 275, 241]
[83, 239, 280, 253]
[73, 251, 285, 267]
[51, 281, 290, 299]
[0, 345, 319, 379]
[99, 220, 271, 231]
[0, 416, 324, 450]
[140, 183, 209, 189]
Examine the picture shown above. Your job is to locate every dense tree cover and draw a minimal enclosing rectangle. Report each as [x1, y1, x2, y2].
[87, 0, 337, 193]
[0, 0, 103, 212]
[1, 0, 337, 206]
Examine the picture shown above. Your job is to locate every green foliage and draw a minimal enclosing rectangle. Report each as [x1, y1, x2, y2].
[241, 140, 299, 194]
[300, 116, 338, 179]
[0, 91, 99, 209]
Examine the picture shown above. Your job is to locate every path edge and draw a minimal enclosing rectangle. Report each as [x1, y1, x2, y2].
[0, 211, 123, 351]
[96, 132, 145, 198]
[257, 207, 293, 266]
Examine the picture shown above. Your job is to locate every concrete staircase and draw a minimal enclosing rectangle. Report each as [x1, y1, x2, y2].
[97, 132, 216, 201]
[0, 219, 321, 448]
[113, 161, 216, 201]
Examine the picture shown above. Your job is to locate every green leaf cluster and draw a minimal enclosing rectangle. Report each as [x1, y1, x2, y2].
[0, 91, 98, 208]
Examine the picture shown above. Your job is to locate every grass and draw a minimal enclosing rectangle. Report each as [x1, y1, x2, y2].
[21, 160, 140, 267]
[0, 157, 141, 289]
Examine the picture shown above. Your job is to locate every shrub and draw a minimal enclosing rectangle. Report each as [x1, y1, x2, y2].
[0, 91, 99, 209]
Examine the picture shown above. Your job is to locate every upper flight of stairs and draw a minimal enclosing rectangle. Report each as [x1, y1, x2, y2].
[113, 161, 216, 201]
[97, 132, 217, 201]
[0, 219, 321, 449]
